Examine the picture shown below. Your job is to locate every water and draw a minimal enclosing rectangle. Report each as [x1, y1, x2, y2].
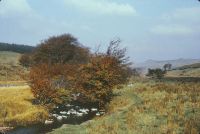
[7, 105, 104, 134]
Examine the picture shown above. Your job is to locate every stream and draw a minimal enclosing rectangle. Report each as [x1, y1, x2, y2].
[6, 104, 104, 134]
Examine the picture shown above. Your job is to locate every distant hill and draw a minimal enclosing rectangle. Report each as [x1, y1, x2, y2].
[166, 62, 200, 77]
[0, 51, 28, 81]
[135, 59, 200, 69]
[175, 63, 200, 70]
[134, 59, 200, 76]
[0, 42, 35, 54]
[0, 51, 22, 64]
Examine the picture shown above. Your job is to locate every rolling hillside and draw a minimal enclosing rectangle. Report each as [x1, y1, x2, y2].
[135, 59, 200, 76]
[166, 62, 200, 77]
[0, 51, 27, 81]
[0, 42, 35, 53]
[135, 59, 200, 69]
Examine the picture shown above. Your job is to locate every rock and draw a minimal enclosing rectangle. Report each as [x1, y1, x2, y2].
[76, 112, 83, 117]
[79, 108, 89, 114]
[91, 108, 98, 112]
[60, 111, 67, 115]
[62, 115, 68, 119]
[69, 109, 77, 114]
[100, 112, 105, 115]
[66, 104, 71, 107]
[57, 116, 63, 121]
[52, 114, 58, 118]
[45, 120, 54, 125]
[67, 111, 71, 115]
[96, 112, 100, 116]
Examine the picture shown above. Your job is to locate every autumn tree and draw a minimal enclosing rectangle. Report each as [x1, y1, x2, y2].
[32, 34, 90, 65]
[19, 54, 32, 67]
[106, 39, 132, 83]
[29, 35, 131, 111]
[73, 40, 131, 109]
[30, 63, 77, 108]
[29, 34, 90, 108]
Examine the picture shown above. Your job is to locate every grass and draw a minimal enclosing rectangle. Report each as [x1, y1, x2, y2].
[166, 62, 200, 77]
[50, 80, 200, 134]
[0, 51, 28, 81]
[177, 63, 200, 70]
[0, 86, 48, 127]
[167, 68, 200, 77]
[0, 51, 21, 65]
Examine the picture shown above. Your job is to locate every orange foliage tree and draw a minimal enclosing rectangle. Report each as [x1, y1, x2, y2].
[32, 34, 90, 65]
[29, 63, 77, 107]
[73, 40, 131, 109]
[28, 34, 90, 108]
[29, 35, 131, 110]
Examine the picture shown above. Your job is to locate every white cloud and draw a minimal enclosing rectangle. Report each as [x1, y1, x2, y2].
[151, 7, 200, 36]
[64, 0, 136, 16]
[151, 25, 195, 35]
[0, 0, 32, 15]
[0, 0, 71, 45]
[162, 7, 200, 22]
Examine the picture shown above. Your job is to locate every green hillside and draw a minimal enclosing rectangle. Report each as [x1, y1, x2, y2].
[176, 63, 200, 70]
[0, 51, 27, 81]
[0, 42, 34, 53]
[0, 51, 21, 65]
[167, 62, 200, 77]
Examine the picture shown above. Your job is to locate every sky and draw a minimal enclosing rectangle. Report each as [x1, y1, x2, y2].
[0, 0, 200, 62]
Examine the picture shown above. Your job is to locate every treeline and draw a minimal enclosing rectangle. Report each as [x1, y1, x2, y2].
[0, 42, 35, 53]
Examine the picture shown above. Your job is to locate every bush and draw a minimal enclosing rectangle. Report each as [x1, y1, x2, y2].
[29, 36, 131, 110]
[19, 54, 32, 67]
[146, 68, 166, 79]
[32, 34, 90, 65]
[29, 63, 77, 108]
[73, 40, 131, 109]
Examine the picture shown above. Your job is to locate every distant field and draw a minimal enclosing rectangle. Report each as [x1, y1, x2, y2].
[167, 68, 200, 77]
[0, 51, 21, 65]
[0, 51, 28, 81]
[166, 62, 200, 77]
[176, 63, 200, 70]
[50, 80, 200, 134]
[0, 86, 48, 127]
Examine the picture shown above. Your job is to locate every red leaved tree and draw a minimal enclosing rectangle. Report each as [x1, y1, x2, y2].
[29, 63, 77, 108]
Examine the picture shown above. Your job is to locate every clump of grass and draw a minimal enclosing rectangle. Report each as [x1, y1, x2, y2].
[0, 86, 48, 127]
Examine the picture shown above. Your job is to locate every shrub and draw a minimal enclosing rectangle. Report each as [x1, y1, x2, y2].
[73, 40, 131, 109]
[73, 55, 123, 108]
[19, 54, 32, 67]
[29, 63, 77, 108]
[146, 68, 166, 79]
[29, 36, 131, 110]
[32, 34, 90, 65]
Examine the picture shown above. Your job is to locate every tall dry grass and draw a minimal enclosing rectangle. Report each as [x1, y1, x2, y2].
[84, 81, 200, 134]
[0, 86, 48, 127]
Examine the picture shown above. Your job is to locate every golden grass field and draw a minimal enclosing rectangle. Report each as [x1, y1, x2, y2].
[50, 80, 200, 134]
[166, 68, 200, 77]
[0, 86, 48, 127]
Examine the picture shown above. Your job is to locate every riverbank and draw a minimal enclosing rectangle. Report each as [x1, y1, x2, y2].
[0, 86, 48, 128]
[1, 80, 200, 134]
[50, 80, 200, 134]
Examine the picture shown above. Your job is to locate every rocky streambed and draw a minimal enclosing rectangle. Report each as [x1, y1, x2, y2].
[7, 104, 105, 134]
